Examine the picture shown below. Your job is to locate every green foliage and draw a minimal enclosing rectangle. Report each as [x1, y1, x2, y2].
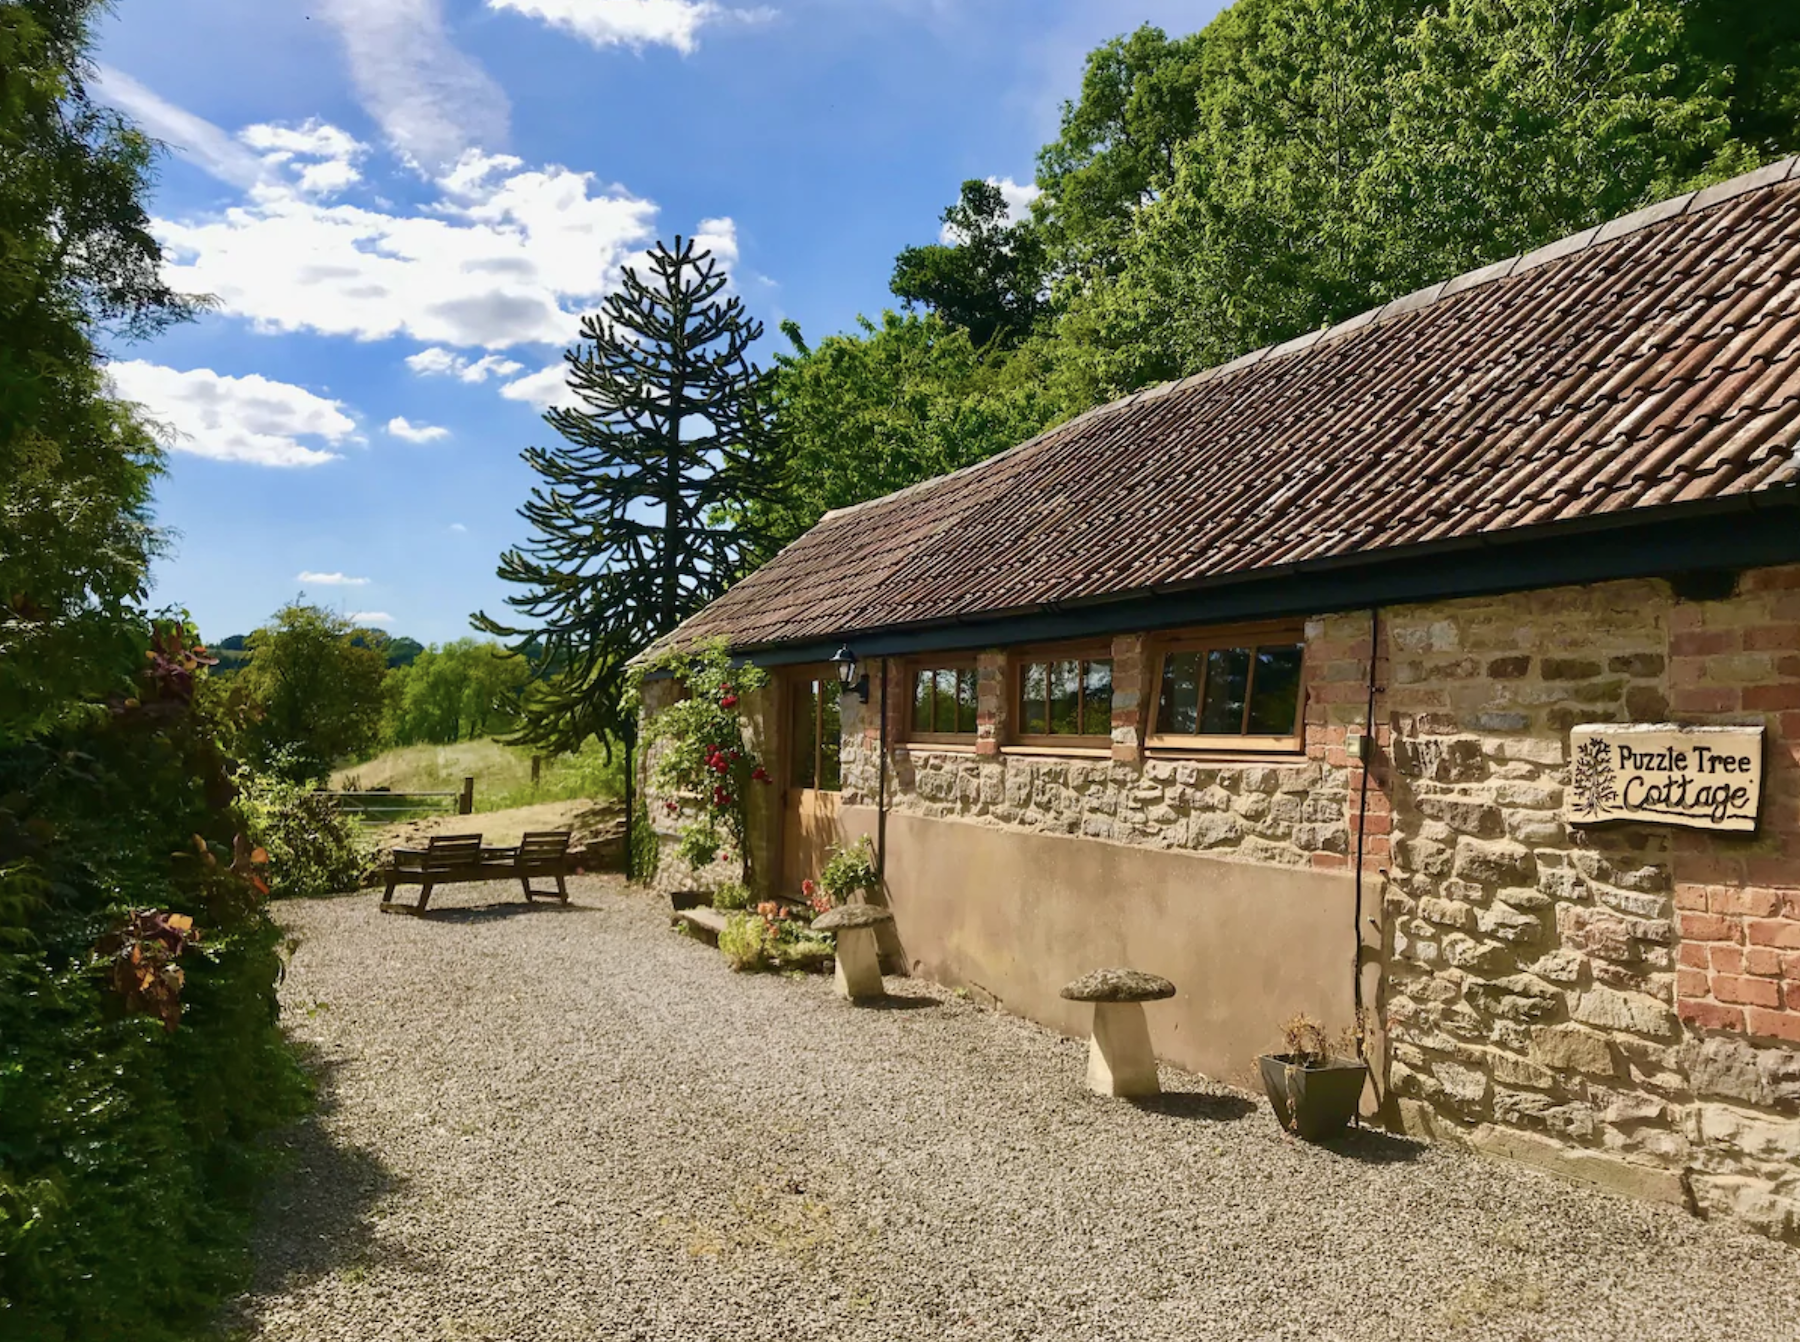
[0, 0, 203, 740]
[818, 836, 877, 904]
[1058, 0, 1770, 395]
[628, 792, 659, 884]
[1033, 23, 1209, 282]
[382, 635, 425, 668]
[235, 769, 369, 900]
[890, 179, 1047, 348]
[762, 312, 1075, 545]
[632, 641, 771, 879]
[711, 878, 751, 911]
[717, 906, 833, 974]
[0, 8, 303, 1335]
[235, 603, 389, 782]
[718, 910, 775, 971]
[476, 236, 781, 755]
[381, 639, 529, 747]
[0, 624, 309, 1341]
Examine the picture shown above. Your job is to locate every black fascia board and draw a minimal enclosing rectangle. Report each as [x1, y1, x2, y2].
[729, 492, 1800, 669]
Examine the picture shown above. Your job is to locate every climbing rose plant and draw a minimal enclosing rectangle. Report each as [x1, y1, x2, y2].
[631, 641, 771, 876]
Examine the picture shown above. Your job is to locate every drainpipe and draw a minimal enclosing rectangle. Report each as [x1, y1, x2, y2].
[1352, 607, 1381, 1065]
[876, 657, 889, 885]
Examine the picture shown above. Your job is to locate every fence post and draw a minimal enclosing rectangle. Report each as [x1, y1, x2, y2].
[459, 776, 475, 816]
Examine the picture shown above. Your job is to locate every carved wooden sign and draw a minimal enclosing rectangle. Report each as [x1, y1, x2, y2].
[1567, 723, 1764, 833]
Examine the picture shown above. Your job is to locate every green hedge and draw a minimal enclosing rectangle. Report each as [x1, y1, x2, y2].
[0, 644, 310, 1341]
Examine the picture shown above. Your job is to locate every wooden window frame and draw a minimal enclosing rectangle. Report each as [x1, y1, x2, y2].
[1145, 621, 1307, 755]
[905, 657, 980, 745]
[787, 674, 842, 794]
[1010, 641, 1115, 749]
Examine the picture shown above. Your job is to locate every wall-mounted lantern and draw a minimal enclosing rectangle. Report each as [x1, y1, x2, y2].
[833, 644, 870, 703]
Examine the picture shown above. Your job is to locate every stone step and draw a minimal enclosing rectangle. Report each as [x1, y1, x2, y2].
[672, 906, 729, 945]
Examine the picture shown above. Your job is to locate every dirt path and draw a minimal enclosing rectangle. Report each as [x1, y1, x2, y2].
[230, 876, 1800, 1342]
[370, 798, 621, 853]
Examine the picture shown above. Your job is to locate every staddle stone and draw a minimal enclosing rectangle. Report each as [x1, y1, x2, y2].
[812, 903, 895, 932]
[1061, 968, 1176, 1003]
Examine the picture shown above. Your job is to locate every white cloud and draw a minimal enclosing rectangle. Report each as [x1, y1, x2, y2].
[500, 361, 580, 410]
[692, 215, 740, 269]
[155, 141, 660, 349]
[93, 66, 265, 188]
[406, 347, 526, 382]
[487, 0, 769, 54]
[993, 175, 1041, 221]
[387, 416, 452, 442]
[317, 0, 511, 168]
[108, 360, 356, 467]
[347, 611, 395, 626]
[448, 522, 469, 533]
[939, 174, 1041, 242]
[298, 571, 370, 586]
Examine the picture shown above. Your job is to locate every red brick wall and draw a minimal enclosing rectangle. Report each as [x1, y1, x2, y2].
[1669, 566, 1800, 1042]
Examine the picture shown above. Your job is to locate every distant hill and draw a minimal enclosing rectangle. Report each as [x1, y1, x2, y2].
[207, 630, 425, 675]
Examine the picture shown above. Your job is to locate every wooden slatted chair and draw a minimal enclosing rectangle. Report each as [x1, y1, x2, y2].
[381, 833, 487, 915]
[512, 830, 573, 904]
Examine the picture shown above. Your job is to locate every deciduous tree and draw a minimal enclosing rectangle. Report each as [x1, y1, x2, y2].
[235, 603, 389, 780]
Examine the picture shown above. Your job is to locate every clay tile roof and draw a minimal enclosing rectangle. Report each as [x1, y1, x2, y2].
[654, 160, 1800, 658]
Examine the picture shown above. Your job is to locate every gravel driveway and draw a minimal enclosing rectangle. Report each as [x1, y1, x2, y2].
[232, 876, 1800, 1342]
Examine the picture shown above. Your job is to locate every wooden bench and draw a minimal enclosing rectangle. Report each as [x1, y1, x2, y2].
[379, 830, 574, 915]
[511, 831, 574, 905]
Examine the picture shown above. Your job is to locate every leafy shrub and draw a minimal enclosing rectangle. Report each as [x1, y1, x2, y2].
[0, 623, 309, 1341]
[719, 902, 834, 974]
[819, 836, 878, 904]
[712, 879, 752, 911]
[719, 910, 775, 970]
[632, 641, 773, 876]
[237, 768, 370, 899]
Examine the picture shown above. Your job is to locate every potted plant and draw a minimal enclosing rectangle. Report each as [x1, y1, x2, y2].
[816, 836, 878, 907]
[1258, 1014, 1368, 1141]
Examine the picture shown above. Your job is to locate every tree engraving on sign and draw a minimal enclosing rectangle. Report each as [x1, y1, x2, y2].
[1565, 724, 1763, 833]
[1570, 736, 1617, 818]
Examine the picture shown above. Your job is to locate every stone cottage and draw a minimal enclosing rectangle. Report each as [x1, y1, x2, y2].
[637, 156, 1800, 1240]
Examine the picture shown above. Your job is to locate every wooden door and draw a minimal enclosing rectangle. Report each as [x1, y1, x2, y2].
[782, 670, 844, 893]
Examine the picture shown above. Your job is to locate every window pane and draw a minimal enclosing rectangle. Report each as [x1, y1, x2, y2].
[1051, 660, 1080, 734]
[934, 669, 958, 732]
[792, 681, 817, 789]
[819, 680, 842, 790]
[1200, 647, 1252, 734]
[1247, 645, 1304, 736]
[1082, 660, 1114, 736]
[913, 670, 933, 734]
[1021, 662, 1047, 735]
[1157, 651, 1201, 735]
[956, 669, 979, 734]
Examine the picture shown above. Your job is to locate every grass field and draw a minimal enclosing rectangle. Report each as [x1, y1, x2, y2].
[333, 737, 625, 813]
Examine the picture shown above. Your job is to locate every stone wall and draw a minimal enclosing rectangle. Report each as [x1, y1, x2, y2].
[839, 639, 1360, 873]
[1374, 568, 1800, 1240]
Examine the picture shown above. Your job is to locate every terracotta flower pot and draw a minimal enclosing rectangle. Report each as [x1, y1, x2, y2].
[1258, 1054, 1368, 1141]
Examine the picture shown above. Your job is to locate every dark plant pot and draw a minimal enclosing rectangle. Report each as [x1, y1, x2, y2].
[669, 889, 710, 912]
[1258, 1054, 1368, 1141]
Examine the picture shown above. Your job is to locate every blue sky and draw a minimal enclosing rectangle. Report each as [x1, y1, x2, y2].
[95, 0, 1222, 644]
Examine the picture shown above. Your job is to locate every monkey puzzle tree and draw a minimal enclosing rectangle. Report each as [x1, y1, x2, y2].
[476, 236, 778, 758]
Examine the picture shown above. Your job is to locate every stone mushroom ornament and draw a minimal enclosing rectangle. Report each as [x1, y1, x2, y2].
[1060, 968, 1177, 1097]
[811, 903, 895, 1002]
